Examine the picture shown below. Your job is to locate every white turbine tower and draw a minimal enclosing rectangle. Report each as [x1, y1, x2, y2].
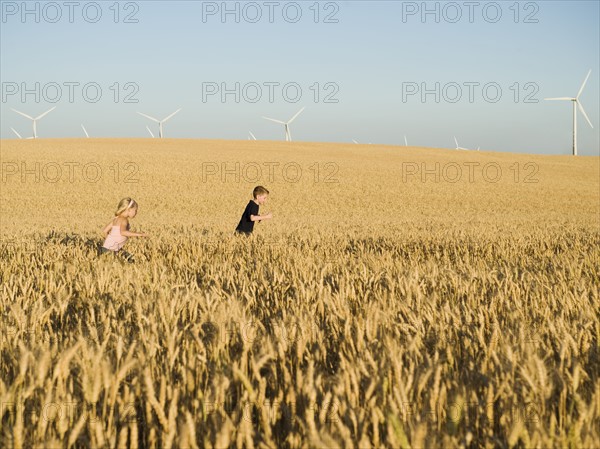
[146, 126, 155, 138]
[11, 107, 56, 138]
[545, 70, 594, 156]
[81, 124, 90, 138]
[137, 108, 181, 138]
[262, 107, 305, 141]
[249, 131, 257, 140]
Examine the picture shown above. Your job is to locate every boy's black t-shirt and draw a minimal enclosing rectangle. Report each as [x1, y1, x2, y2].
[235, 200, 259, 234]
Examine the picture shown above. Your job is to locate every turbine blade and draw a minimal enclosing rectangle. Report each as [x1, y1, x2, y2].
[262, 116, 286, 124]
[11, 127, 22, 139]
[454, 136, 459, 148]
[11, 108, 34, 120]
[137, 112, 160, 122]
[576, 69, 592, 99]
[81, 124, 89, 138]
[577, 101, 594, 129]
[249, 131, 257, 140]
[288, 107, 305, 124]
[34, 106, 56, 120]
[544, 97, 573, 101]
[352, 139, 358, 144]
[162, 108, 182, 123]
[146, 126, 155, 138]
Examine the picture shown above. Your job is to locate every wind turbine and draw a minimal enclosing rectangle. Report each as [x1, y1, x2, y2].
[81, 124, 89, 138]
[249, 131, 257, 140]
[404, 135, 408, 146]
[454, 137, 479, 151]
[11, 107, 56, 138]
[146, 126, 155, 138]
[262, 107, 305, 141]
[454, 136, 468, 150]
[137, 108, 181, 138]
[545, 70, 594, 156]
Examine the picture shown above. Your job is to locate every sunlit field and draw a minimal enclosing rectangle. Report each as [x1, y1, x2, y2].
[1, 139, 599, 448]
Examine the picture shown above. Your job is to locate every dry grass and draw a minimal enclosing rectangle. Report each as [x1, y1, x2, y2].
[1, 139, 599, 448]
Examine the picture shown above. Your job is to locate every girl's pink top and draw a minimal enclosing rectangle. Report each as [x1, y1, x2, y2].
[102, 224, 128, 251]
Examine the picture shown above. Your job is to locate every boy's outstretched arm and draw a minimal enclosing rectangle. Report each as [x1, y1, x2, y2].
[250, 212, 273, 222]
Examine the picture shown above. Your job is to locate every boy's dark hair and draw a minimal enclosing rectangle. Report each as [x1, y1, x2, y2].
[253, 186, 269, 198]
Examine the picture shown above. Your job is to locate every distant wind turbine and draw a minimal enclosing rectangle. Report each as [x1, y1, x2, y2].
[11, 107, 56, 138]
[146, 126, 155, 138]
[262, 107, 305, 141]
[249, 131, 257, 140]
[137, 108, 181, 138]
[81, 124, 89, 138]
[454, 137, 479, 151]
[454, 136, 466, 150]
[545, 69, 594, 156]
[454, 137, 469, 151]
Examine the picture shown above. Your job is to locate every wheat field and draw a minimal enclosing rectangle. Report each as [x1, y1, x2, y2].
[0, 139, 598, 448]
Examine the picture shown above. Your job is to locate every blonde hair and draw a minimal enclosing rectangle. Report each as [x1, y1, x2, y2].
[253, 186, 269, 199]
[115, 197, 137, 216]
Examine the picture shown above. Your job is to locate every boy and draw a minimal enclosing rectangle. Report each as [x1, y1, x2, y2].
[235, 186, 273, 235]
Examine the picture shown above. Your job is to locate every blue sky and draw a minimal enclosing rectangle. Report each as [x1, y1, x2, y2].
[1, 1, 599, 155]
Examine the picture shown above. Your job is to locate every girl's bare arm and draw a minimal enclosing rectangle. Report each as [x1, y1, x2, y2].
[101, 221, 113, 237]
[119, 220, 148, 237]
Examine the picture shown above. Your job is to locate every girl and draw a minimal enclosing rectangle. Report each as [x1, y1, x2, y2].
[100, 197, 148, 263]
